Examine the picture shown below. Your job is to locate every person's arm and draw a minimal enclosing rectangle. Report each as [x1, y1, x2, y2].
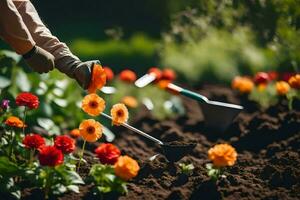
[0, 0, 54, 73]
[15, 0, 98, 89]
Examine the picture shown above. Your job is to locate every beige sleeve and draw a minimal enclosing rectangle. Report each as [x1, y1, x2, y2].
[14, 0, 80, 62]
[0, 0, 35, 55]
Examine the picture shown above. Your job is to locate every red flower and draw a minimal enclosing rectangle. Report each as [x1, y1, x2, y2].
[38, 146, 64, 167]
[103, 67, 114, 81]
[282, 72, 296, 82]
[94, 143, 121, 165]
[162, 69, 176, 81]
[54, 135, 75, 154]
[267, 71, 278, 81]
[119, 70, 137, 83]
[148, 67, 162, 80]
[16, 92, 39, 109]
[22, 134, 45, 149]
[253, 72, 270, 84]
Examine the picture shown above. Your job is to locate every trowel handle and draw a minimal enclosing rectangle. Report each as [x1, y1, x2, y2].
[180, 89, 208, 103]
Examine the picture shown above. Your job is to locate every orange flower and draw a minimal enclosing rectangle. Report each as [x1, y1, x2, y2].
[5, 116, 26, 128]
[110, 103, 129, 126]
[119, 69, 137, 83]
[276, 81, 290, 95]
[231, 76, 254, 93]
[79, 119, 103, 142]
[288, 74, 300, 89]
[121, 96, 138, 108]
[69, 129, 80, 138]
[103, 66, 114, 81]
[81, 94, 105, 116]
[88, 64, 107, 94]
[257, 83, 267, 92]
[157, 80, 171, 90]
[114, 155, 140, 181]
[208, 144, 237, 167]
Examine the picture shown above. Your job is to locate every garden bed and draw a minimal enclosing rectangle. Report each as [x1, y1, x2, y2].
[22, 84, 299, 200]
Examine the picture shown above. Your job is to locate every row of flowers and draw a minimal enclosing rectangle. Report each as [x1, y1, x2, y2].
[231, 72, 300, 108]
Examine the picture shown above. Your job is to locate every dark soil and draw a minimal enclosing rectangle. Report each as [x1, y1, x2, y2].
[23, 84, 300, 200]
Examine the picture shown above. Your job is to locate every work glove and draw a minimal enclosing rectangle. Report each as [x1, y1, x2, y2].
[23, 46, 55, 73]
[55, 56, 100, 89]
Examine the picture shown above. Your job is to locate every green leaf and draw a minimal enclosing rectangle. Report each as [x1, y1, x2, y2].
[0, 76, 11, 89]
[16, 70, 31, 91]
[67, 185, 80, 193]
[0, 156, 20, 176]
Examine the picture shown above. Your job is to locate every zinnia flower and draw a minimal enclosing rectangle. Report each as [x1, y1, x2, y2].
[38, 146, 64, 167]
[148, 67, 162, 80]
[231, 76, 254, 93]
[121, 96, 138, 108]
[88, 64, 107, 94]
[81, 94, 106, 116]
[79, 119, 103, 142]
[5, 116, 26, 128]
[208, 144, 237, 167]
[162, 69, 176, 81]
[69, 129, 80, 138]
[103, 66, 114, 81]
[1, 99, 10, 110]
[288, 74, 300, 89]
[276, 81, 290, 95]
[16, 92, 39, 109]
[94, 143, 121, 165]
[54, 135, 75, 154]
[114, 155, 140, 181]
[253, 72, 270, 84]
[22, 134, 45, 149]
[119, 69, 137, 83]
[111, 103, 129, 126]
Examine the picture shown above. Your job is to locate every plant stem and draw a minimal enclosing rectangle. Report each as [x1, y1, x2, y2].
[22, 107, 27, 135]
[77, 140, 86, 172]
[29, 149, 34, 166]
[44, 167, 53, 199]
[8, 129, 14, 160]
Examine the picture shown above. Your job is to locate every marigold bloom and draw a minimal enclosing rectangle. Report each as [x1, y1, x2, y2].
[253, 72, 270, 84]
[119, 69, 137, 83]
[88, 64, 107, 94]
[16, 92, 39, 109]
[69, 129, 81, 138]
[54, 135, 76, 154]
[288, 74, 300, 89]
[38, 146, 64, 167]
[111, 103, 129, 126]
[208, 144, 237, 167]
[103, 66, 114, 81]
[95, 143, 121, 165]
[231, 76, 254, 93]
[148, 67, 162, 80]
[82, 94, 106, 116]
[5, 116, 26, 128]
[257, 83, 267, 92]
[121, 96, 138, 108]
[79, 119, 103, 142]
[114, 155, 140, 181]
[162, 68, 176, 81]
[22, 134, 45, 149]
[276, 81, 290, 95]
[157, 80, 171, 90]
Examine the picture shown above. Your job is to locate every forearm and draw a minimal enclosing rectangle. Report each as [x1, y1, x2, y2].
[14, 0, 80, 77]
[0, 0, 35, 55]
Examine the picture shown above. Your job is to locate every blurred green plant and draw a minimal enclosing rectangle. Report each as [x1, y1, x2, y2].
[160, 0, 300, 85]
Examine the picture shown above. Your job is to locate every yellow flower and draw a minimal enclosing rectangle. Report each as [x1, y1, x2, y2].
[88, 64, 106, 94]
[208, 144, 237, 167]
[82, 94, 105, 116]
[114, 156, 140, 181]
[69, 128, 80, 138]
[121, 96, 138, 108]
[5, 116, 26, 128]
[110, 103, 129, 126]
[79, 119, 103, 142]
[276, 81, 290, 95]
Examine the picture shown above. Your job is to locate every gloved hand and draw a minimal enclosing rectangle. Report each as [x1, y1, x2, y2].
[55, 57, 100, 89]
[23, 46, 55, 73]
